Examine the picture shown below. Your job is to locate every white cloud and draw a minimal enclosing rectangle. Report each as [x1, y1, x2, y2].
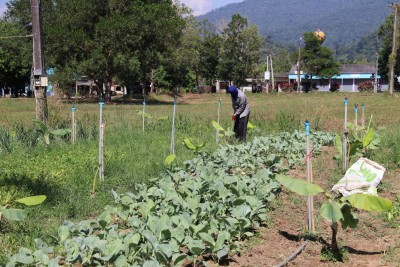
[181, 0, 211, 16]
[0, 6, 6, 17]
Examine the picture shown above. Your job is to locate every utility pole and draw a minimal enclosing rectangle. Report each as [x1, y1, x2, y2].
[31, 0, 48, 121]
[389, 3, 399, 96]
[297, 47, 301, 93]
[270, 55, 275, 91]
[374, 52, 379, 93]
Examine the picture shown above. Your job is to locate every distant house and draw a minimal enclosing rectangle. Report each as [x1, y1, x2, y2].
[288, 64, 388, 92]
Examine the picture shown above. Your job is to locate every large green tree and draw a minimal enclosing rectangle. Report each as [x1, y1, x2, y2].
[0, 20, 32, 97]
[219, 14, 263, 86]
[3, 0, 185, 99]
[377, 14, 400, 82]
[301, 32, 340, 90]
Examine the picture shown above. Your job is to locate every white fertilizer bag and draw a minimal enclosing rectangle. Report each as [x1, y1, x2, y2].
[332, 158, 386, 196]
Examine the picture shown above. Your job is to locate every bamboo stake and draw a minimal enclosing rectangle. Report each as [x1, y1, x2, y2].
[142, 98, 146, 133]
[304, 120, 314, 233]
[354, 104, 359, 135]
[361, 102, 365, 131]
[216, 98, 221, 144]
[71, 102, 76, 144]
[101, 122, 105, 181]
[99, 99, 104, 182]
[343, 98, 348, 174]
[170, 95, 177, 155]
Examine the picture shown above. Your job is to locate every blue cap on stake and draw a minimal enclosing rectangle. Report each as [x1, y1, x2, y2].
[354, 104, 358, 113]
[344, 97, 348, 106]
[304, 120, 310, 136]
[143, 98, 146, 106]
[72, 101, 75, 112]
[99, 97, 104, 109]
[174, 95, 177, 105]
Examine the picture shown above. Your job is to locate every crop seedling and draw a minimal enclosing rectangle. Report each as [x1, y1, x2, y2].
[276, 175, 392, 260]
[0, 194, 46, 222]
[212, 120, 235, 142]
[183, 138, 205, 154]
[335, 115, 380, 167]
[33, 120, 71, 145]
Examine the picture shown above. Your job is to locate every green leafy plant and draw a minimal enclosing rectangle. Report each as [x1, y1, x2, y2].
[33, 121, 71, 145]
[212, 120, 235, 141]
[276, 175, 392, 255]
[183, 138, 205, 153]
[136, 110, 152, 119]
[335, 116, 380, 163]
[1, 195, 47, 221]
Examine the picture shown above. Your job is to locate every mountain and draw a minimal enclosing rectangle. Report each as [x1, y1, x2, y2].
[198, 0, 391, 48]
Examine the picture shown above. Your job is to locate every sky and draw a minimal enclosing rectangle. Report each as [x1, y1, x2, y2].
[0, 0, 7, 16]
[0, 0, 242, 17]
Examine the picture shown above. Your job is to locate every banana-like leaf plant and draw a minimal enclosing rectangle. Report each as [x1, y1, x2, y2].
[33, 121, 71, 145]
[212, 120, 235, 142]
[335, 116, 380, 164]
[275, 175, 392, 251]
[0, 195, 47, 221]
[183, 138, 205, 153]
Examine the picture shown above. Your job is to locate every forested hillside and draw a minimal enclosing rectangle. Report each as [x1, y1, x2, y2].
[199, 0, 390, 48]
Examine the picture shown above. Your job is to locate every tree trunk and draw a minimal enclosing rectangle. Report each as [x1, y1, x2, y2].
[35, 87, 48, 122]
[150, 69, 155, 94]
[331, 222, 339, 251]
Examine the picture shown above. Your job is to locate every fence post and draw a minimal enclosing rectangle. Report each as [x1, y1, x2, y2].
[216, 98, 221, 144]
[98, 98, 104, 181]
[343, 97, 348, 174]
[170, 95, 177, 155]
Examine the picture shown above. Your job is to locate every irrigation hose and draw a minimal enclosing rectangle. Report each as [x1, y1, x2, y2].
[273, 241, 308, 267]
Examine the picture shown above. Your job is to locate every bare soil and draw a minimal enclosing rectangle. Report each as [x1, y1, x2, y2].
[227, 147, 400, 267]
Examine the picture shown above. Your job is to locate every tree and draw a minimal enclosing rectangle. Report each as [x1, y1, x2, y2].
[378, 13, 400, 91]
[301, 32, 340, 91]
[0, 20, 32, 97]
[3, 0, 186, 99]
[219, 14, 263, 86]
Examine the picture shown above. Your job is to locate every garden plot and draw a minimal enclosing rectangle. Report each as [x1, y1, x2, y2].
[7, 131, 335, 266]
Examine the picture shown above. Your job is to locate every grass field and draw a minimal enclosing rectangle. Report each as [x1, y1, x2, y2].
[0, 92, 399, 264]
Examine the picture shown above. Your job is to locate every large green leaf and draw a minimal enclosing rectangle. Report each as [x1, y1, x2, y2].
[344, 194, 393, 211]
[1, 207, 28, 221]
[340, 203, 359, 230]
[212, 120, 225, 132]
[275, 175, 324, 196]
[15, 195, 47, 206]
[362, 127, 374, 148]
[335, 134, 342, 156]
[51, 129, 72, 136]
[183, 138, 196, 150]
[164, 154, 176, 165]
[320, 201, 343, 223]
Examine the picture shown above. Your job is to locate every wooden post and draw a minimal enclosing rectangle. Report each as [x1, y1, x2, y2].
[354, 104, 358, 135]
[101, 122, 105, 180]
[170, 96, 177, 155]
[389, 3, 399, 96]
[343, 98, 348, 174]
[99, 99, 104, 181]
[304, 120, 314, 233]
[142, 98, 146, 133]
[361, 102, 365, 131]
[216, 98, 221, 144]
[71, 102, 76, 144]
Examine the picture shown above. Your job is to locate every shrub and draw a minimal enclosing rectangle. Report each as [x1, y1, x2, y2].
[330, 82, 340, 92]
[278, 82, 295, 92]
[357, 81, 374, 92]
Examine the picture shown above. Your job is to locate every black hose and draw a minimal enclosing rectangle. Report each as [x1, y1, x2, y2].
[273, 241, 308, 267]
